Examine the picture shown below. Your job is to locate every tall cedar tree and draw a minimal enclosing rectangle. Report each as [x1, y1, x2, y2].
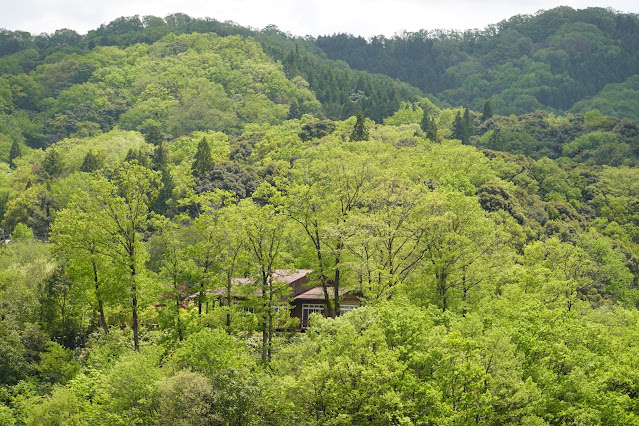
[481, 100, 493, 122]
[463, 107, 474, 142]
[151, 169, 175, 216]
[80, 151, 102, 173]
[420, 111, 431, 133]
[153, 143, 169, 171]
[452, 108, 474, 144]
[426, 117, 439, 142]
[350, 112, 369, 141]
[452, 112, 466, 142]
[192, 138, 213, 177]
[9, 140, 20, 168]
[145, 125, 163, 145]
[43, 149, 63, 178]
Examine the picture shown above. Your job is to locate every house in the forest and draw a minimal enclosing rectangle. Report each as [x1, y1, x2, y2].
[186, 269, 360, 329]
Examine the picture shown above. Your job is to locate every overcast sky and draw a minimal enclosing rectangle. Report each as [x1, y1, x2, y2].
[2, 0, 638, 38]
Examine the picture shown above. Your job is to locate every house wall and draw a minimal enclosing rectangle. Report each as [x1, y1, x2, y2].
[290, 293, 362, 329]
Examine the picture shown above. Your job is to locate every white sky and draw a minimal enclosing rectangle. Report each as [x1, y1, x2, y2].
[2, 0, 638, 38]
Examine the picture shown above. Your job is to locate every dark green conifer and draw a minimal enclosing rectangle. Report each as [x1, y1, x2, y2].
[452, 111, 466, 142]
[192, 138, 212, 177]
[287, 99, 301, 120]
[488, 128, 504, 151]
[124, 148, 137, 163]
[124, 148, 149, 167]
[8, 140, 20, 168]
[350, 112, 369, 142]
[80, 151, 102, 172]
[463, 107, 475, 142]
[145, 125, 163, 145]
[153, 143, 170, 171]
[420, 111, 431, 133]
[481, 100, 493, 122]
[152, 168, 175, 216]
[43, 149, 63, 178]
[426, 117, 438, 142]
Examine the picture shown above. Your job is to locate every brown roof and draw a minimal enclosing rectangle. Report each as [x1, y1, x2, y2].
[232, 269, 314, 285]
[293, 287, 351, 300]
[186, 269, 314, 301]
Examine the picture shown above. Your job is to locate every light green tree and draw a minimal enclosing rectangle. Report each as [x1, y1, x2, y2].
[93, 162, 161, 351]
[51, 186, 115, 335]
[239, 196, 291, 362]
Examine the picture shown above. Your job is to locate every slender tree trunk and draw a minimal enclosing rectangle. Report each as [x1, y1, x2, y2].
[438, 275, 448, 313]
[267, 275, 273, 361]
[313, 230, 333, 318]
[93, 259, 108, 334]
[198, 262, 210, 316]
[198, 281, 204, 316]
[226, 273, 232, 329]
[267, 311, 273, 360]
[132, 289, 139, 352]
[175, 276, 182, 342]
[130, 243, 139, 352]
[261, 272, 268, 363]
[334, 261, 341, 317]
[98, 299, 108, 334]
[321, 275, 333, 318]
[461, 272, 467, 317]
[176, 298, 182, 341]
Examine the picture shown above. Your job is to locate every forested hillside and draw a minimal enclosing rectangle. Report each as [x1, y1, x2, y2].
[2, 8, 639, 425]
[317, 6, 639, 119]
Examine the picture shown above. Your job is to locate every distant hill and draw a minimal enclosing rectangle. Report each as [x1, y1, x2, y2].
[0, 14, 422, 140]
[315, 7, 639, 117]
[2, 7, 639, 151]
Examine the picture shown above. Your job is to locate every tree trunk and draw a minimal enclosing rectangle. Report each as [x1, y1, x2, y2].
[334, 265, 341, 317]
[198, 262, 210, 316]
[176, 297, 182, 341]
[226, 273, 232, 329]
[93, 259, 108, 334]
[267, 275, 273, 361]
[321, 277, 333, 318]
[261, 273, 268, 363]
[175, 276, 182, 342]
[130, 244, 139, 352]
[132, 290, 139, 352]
[261, 322, 268, 362]
[98, 299, 108, 334]
[314, 230, 333, 318]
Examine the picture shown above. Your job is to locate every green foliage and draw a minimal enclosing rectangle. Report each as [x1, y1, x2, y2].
[37, 341, 80, 385]
[167, 328, 255, 376]
[349, 112, 369, 141]
[8, 140, 20, 168]
[42, 149, 63, 179]
[191, 137, 212, 178]
[79, 151, 102, 173]
[154, 371, 218, 425]
[82, 329, 130, 370]
[481, 100, 493, 122]
[98, 350, 162, 424]
[298, 119, 336, 141]
[0, 323, 28, 386]
[25, 386, 86, 426]
[317, 8, 639, 118]
[3, 12, 639, 424]
[11, 222, 33, 241]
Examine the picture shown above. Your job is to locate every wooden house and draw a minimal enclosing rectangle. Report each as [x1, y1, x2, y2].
[186, 269, 360, 329]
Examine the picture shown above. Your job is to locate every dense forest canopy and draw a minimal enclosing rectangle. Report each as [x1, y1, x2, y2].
[2, 7, 639, 425]
[317, 7, 639, 118]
